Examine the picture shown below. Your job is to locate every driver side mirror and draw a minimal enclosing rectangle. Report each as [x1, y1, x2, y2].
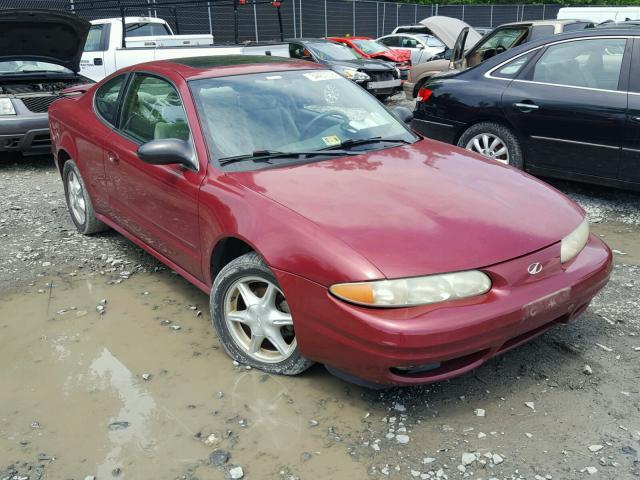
[417, 43, 425, 50]
[137, 138, 195, 169]
[390, 106, 413, 125]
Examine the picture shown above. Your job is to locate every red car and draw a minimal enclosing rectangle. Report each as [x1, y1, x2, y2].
[49, 56, 612, 387]
[327, 36, 412, 80]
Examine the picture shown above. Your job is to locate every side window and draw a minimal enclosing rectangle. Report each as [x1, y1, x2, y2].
[401, 37, 419, 49]
[85, 24, 105, 52]
[529, 25, 554, 41]
[125, 22, 171, 38]
[120, 75, 190, 143]
[492, 51, 537, 79]
[95, 75, 125, 125]
[289, 43, 313, 60]
[564, 22, 592, 32]
[379, 36, 400, 48]
[531, 38, 627, 90]
[475, 28, 528, 56]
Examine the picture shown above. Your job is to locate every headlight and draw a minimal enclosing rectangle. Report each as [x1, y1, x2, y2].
[337, 67, 370, 82]
[330, 270, 492, 308]
[561, 218, 589, 263]
[0, 98, 16, 115]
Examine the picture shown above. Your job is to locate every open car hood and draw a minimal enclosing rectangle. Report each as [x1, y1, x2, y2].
[0, 10, 91, 73]
[419, 16, 481, 49]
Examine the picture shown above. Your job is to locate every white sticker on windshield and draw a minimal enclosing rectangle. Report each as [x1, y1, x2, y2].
[304, 71, 341, 82]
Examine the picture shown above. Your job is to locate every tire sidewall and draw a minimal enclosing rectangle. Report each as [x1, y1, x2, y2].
[210, 254, 312, 375]
[457, 122, 524, 169]
[62, 160, 89, 234]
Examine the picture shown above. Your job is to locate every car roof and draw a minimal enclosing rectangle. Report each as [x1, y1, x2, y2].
[327, 36, 371, 41]
[125, 55, 324, 81]
[500, 19, 592, 27]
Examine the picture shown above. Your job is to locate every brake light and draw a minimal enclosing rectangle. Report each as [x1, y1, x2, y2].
[417, 87, 433, 102]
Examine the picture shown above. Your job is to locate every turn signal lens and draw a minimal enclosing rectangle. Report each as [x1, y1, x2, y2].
[560, 218, 589, 263]
[330, 271, 491, 308]
[416, 87, 433, 102]
[0, 98, 16, 115]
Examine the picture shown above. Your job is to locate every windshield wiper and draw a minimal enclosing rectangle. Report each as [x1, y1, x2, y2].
[320, 137, 413, 151]
[219, 149, 357, 167]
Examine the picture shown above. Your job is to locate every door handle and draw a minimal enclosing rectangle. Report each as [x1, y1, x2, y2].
[631, 116, 640, 123]
[94, 57, 103, 66]
[514, 102, 540, 112]
[106, 151, 119, 164]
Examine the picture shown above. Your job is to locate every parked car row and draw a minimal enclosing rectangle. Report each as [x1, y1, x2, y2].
[0, 7, 620, 388]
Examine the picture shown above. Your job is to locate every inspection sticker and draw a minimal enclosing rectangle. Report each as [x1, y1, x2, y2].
[304, 71, 341, 82]
[322, 135, 341, 147]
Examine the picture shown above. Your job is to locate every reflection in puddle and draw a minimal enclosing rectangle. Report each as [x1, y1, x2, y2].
[231, 371, 303, 450]
[87, 348, 156, 478]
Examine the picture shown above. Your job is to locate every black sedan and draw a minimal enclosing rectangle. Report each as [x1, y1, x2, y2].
[412, 29, 640, 191]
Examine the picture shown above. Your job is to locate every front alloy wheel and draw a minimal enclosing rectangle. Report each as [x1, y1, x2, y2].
[224, 276, 295, 363]
[210, 252, 314, 375]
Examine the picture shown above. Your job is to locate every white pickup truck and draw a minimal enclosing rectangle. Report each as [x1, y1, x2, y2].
[81, 17, 290, 81]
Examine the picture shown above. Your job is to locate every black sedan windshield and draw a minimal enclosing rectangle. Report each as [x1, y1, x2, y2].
[190, 70, 416, 167]
[307, 42, 361, 61]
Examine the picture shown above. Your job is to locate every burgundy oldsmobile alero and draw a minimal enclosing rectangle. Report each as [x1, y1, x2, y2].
[49, 54, 612, 387]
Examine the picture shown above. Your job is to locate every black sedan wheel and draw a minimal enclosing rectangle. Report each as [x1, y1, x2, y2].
[457, 122, 523, 169]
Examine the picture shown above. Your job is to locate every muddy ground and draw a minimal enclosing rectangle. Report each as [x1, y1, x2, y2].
[1, 124, 640, 480]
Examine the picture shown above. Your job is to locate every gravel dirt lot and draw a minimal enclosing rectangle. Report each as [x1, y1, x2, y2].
[1, 103, 640, 480]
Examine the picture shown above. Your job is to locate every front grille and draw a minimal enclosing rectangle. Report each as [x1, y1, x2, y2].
[21, 95, 60, 113]
[368, 71, 394, 82]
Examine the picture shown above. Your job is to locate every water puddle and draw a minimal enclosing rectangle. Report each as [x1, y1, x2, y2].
[0, 271, 367, 479]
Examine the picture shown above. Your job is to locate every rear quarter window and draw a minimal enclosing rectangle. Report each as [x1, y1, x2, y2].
[95, 75, 126, 126]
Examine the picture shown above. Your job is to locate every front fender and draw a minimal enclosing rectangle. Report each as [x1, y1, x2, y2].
[198, 173, 384, 288]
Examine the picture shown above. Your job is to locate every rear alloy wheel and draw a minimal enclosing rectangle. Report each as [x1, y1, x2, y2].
[62, 160, 108, 235]
[457, 122, 523, 169]
[210, 252, 314, 375]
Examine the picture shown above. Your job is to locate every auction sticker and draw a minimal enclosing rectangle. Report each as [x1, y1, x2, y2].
[322, 135, 341, 147]
[304, 71, 341, 82]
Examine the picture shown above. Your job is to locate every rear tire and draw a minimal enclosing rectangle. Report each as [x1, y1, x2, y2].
[210, 252, 314, 376]
[62, 160, 109, 235]
[457, 122, 524, 169]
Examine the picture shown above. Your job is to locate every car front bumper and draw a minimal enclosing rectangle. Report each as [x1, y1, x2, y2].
[0, 113, 51, 155]
[275, 235, 612, 387]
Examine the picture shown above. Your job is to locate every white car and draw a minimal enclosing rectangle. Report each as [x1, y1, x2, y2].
[377, 33, 446, 65]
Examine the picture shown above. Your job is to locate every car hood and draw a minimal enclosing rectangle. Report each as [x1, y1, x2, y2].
[371, 49, 411, 63]
[0, 10, 91, 73]
[420, 16, 481, 49]
[230, 140, 585, 279]
[326, 58, 394, 72]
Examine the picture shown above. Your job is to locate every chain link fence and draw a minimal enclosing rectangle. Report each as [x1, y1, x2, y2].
[0, 0, 566, 43]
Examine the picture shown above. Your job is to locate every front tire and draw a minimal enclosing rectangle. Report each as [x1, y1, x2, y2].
[62, 160, 108, 235]
[457, 122, 524, 169]
[210, 252, 314, 376]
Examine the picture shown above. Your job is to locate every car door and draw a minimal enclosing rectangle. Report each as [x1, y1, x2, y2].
[90, 73, 128, 216]
[104, 72, 204, 277]
[620, 37, 640, 186]
[502, 36, 629, 180]
[398, 36, 427, 65]
[80, 23, 108, 81]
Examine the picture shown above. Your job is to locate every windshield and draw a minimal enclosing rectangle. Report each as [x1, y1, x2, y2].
[0, 61, 71, 74]
[353, 39, 389, 55]
[307, 42, 360, 61]
[190, 70, 416, 169]
[415, 34, 446, 48]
